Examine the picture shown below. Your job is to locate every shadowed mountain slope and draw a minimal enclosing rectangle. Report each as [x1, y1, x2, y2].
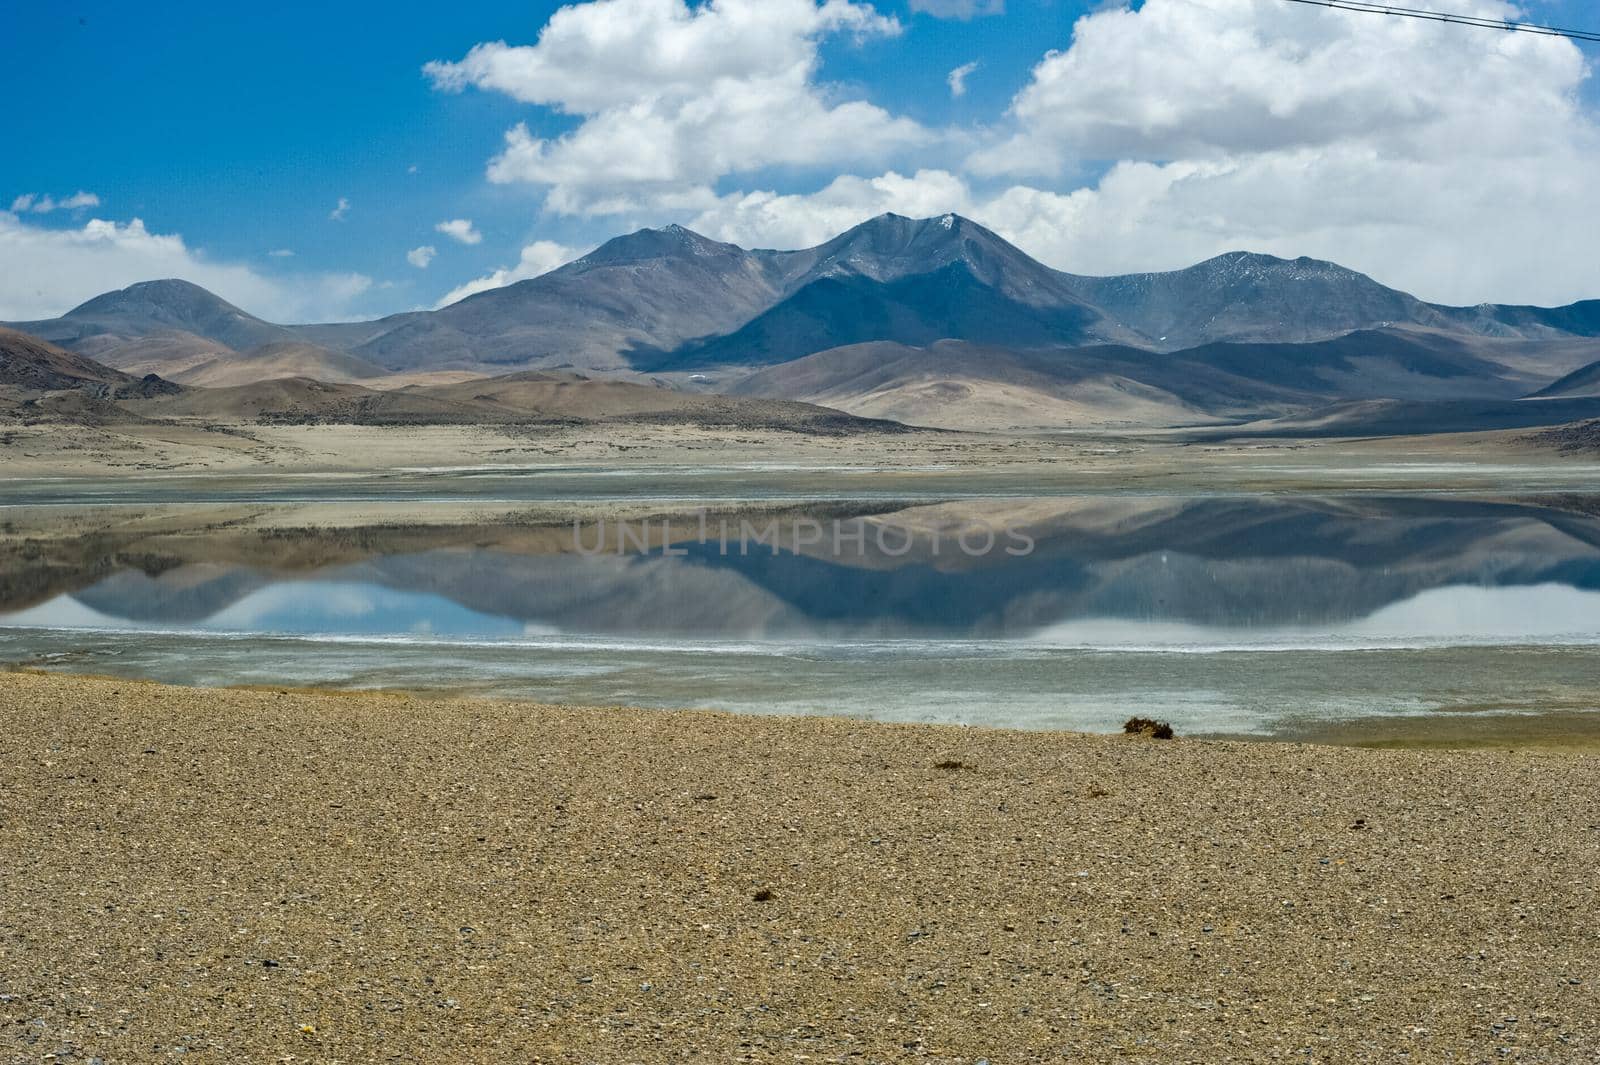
[0, 327, 178, 398]
[296, 226, 787, 372]
[1, 327, 141, 393]
[1059, 253, 1441, 350]
[1532, 358, 1600, 399]
[7, 215, 1599, 411]
[297, 214, 1135, 372]
[731, 329, 1551, 430]
[1060, 253, 1600, 352]
[652, 261, 1115, 371]
[1216, 396, 1600, 438]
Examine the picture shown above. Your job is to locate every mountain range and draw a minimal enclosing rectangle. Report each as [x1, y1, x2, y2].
[7, 212, 1600, 431]
[0, 328, 895, 435]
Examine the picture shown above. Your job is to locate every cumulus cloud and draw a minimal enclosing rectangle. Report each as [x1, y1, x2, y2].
[426, 0, 925, 215]
[945, 0, 1600, 304]
[910, 0, 1002, 18]
[691, 169, 973, 249]
[329, 197, 351, 221]
[683, 0, 1600, 306]
[426, 0, 901, 110]
[947, 60, 979, 98]
[0, 211, 373, 322]
[697, 150, 1600, 307]
[435, 239, 582, 307]
[434, 218, 483, 245]
[970, 0, 1590, 176]
[407, 245, 437, 269]
[984, 145, 1600, 306]
[10, 191, 102, 214]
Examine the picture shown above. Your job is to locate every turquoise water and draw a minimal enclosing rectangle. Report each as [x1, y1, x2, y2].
[2, 627, 1596, 737]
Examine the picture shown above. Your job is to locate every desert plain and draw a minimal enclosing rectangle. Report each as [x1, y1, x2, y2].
[2, 671, 1598, 1064]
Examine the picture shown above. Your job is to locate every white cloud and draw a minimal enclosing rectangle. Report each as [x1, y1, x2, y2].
[427, 0, 925, 215]
[407, 245, 437, 269]
[0, 211, 373, 322]
[691, 148, 1600, 307]
[329, 197, 351, 221]
[978, 144, 1600, 306]
[267, 248, 295, 258]
[426, 0, 902, 110]
[958, 0, 1600, 304]
[435, 239, 582, 307]
[691, 169, 973, 249]
[971, 0, 1589, 175]
[947, 60, 978, 99]
[686, 0, 1600, 306]
[10, 191, 101, 214]
[434, 218, 483, 245]
[910, 0, 1002, 18]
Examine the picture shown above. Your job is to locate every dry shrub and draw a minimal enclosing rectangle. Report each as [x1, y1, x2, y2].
[1123, 717, 1175, 740]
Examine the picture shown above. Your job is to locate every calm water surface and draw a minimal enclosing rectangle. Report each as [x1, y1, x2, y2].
[2, 492, 1598, 738]
[7, 458, 1600, 505]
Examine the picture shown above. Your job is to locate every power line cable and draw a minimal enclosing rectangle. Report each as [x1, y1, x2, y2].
[1279, 0, 1600, 42]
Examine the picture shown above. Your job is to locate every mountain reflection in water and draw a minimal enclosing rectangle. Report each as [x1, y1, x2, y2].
[5, 495, 1598, 642]
[2, 495, 1598, 736]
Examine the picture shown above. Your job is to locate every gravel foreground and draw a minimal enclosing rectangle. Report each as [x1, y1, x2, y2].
[1, 672, 1596, 1063]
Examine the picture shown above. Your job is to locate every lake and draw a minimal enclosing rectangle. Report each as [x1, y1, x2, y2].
[2, 492, 1598, 740]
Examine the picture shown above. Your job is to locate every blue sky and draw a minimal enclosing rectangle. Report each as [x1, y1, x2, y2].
[3, 0, 1597, 321]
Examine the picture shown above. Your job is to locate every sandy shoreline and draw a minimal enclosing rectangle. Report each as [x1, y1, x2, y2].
[4, 416, 1598, 493]
[2, 671, 1596, 1062]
